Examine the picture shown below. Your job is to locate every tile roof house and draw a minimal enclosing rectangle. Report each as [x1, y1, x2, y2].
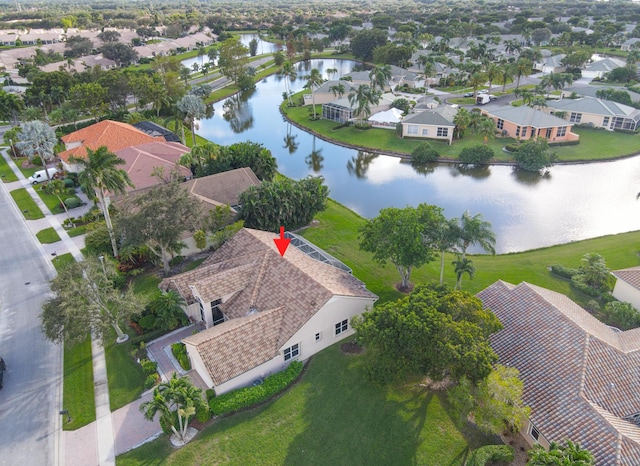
[181, 167, 260, 212]
[611, 267, 640, 312]
[477, 281, 640, 465]
[582, 57, 626, 79]
[481, 105, 579, 143]
[545, 97, 640, 132]
[59, 120, 164, 171]
[161, 228, 377, 394]
[401, 105, 457, 144]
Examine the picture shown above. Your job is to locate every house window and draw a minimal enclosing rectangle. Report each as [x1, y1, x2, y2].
[557, 126, 567, 137]
[545, 128, 552, 138]
[315, 332, 321, 342]
[603, 116, 610, 128]
[284, 343, 300, 361]
[496, 119, 504, 130]
[521, 126, 528, 138]
[569, 112, 581, 123]
[211, 299, 224, 326]
[335, 319, 348, 335]
[515, 126, 521, 137]
[530, 424, 540, 442]
[198, 300, 205, 323]
[421, 128, 428, 136]
[437, 127, 448, 137]
[407, 125, 418, 135]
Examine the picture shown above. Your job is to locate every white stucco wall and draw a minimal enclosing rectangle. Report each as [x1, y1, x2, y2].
[183, 342, 214, 388]
[612, 280, 640, 311]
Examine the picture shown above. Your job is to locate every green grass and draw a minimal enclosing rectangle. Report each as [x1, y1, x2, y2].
[67, 225, 87, 237]
[300, 199, 640, 308]
[131, 272, 162, 299]
[36, 227, 61, 244]
[52, 252, 75, 272]
[63, 336, 96, 430]
[117, 344, 495, 465]
[10, 188, 44, 219]
[0, 153, 18, 182]
[33, 185, 80, 214]
[105, 329, 147, 411]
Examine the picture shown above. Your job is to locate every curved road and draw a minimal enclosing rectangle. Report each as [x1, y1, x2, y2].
[0, 174, 62, 466]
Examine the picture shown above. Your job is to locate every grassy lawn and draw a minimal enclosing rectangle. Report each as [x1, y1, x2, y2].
[117, 344, 496, 465]
[52, 252, 75, 271]
[0, 153, 18, 182]
[63, 336, 96, 430]
[33, 185, 81, 215]
[67, 225, 87, 237]
[131, 272, 162, 299]
[36, 227, 61, 244]
[300, 199, 640, 308]
[10, 188, 44, 219]
[105, 329, 147, 411]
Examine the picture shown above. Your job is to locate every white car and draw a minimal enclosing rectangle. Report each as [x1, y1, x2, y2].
[27, 167, 58, 184]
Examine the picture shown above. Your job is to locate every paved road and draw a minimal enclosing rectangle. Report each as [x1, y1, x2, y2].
[0, 178, 62, 466]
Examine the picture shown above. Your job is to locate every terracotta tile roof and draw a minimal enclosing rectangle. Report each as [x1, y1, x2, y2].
[477, 281, 640, 465]
[115, 142, 191, 192]
[163, 228, 377, 386]
[181, 168, 261, 210]
[59, 120, 163, 163]
[612, 267, 640, 291]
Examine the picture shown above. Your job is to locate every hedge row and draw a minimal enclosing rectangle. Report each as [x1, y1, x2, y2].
[550, 264, 580, 279]
[209, 361, 304, 416]
[466, 444, 514, 466]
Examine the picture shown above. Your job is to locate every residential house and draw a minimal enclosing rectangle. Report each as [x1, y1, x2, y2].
[545, 97, 640, 131]
[59, 120, 165, 172]
[582, 57, 626, 80]
[621, 38, 640, 51]
[322, 92, 396, 123]
[400, 105, 457, 144]
[611, 267, 640, 312]
[481, 105, 579, 143]
[303, 79, 358, 106]
[161, 227, 378, 395]
[181, 167, 260, 214]
[478, 281, 640, 465]
[534, 54, 566, 74]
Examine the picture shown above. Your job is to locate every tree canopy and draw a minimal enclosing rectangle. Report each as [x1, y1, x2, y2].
[512, 138, 557, 172]
[200, 141, 277, 181]
[353, 284, 501, 384]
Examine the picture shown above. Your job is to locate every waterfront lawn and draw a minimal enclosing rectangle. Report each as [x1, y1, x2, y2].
[10, 188, 44, 219]
[553, 127, 640, 161]
[63, 336, 96, 431]
[36, 227, 61, 244]
[300, 199, 640, 307]
[117, 344, 496, 465]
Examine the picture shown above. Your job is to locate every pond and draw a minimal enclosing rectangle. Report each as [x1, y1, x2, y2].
[181, 33, 280, 70]
[197, 59, 640, 254]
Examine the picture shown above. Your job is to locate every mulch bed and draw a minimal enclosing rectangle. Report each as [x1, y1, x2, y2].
[340, 341, 364, 354]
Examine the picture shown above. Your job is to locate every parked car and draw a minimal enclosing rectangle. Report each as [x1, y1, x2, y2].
[478, 89, 489, 95]
[27, 168, 58, 184]
[0, 357, 6, 389]
[463, 92, 474, 97]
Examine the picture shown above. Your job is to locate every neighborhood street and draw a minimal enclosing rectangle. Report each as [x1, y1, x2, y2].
[0, 168, 62, 466]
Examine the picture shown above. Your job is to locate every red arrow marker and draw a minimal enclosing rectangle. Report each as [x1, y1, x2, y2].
[273, 226, 291, 257]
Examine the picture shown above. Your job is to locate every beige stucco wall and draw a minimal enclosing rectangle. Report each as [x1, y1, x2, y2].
[612, 280, 640, 312]
[522, 419, 551, 450]
[184, 342, 214, 388]
[402, 122, 454, 144]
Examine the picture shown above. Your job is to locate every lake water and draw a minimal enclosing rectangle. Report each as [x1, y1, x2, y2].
[181, 33, 279, 70]
[197, 59, 640, 253]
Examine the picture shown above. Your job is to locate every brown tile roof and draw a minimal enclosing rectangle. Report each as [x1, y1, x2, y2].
[181, 167, 261, 210]
[115, 142, 192, 192]
[612, 267, 640, 291]
[477, 281, 640, 465]
[59, 120, 163, 162]
[164, 228, 377, 386]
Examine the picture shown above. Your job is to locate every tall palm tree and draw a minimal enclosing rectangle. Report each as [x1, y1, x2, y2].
[418, 59, 435, 100]
[70, 146, 134, 257]
[514, 58, 532, 89]
[453, 107, 472, 139]
[452, 255, 475, 290]
[476, 116, 497, 144]
[305, 68, 325, 119]
[435, 217, 460, 284]
[348, 84, 381, 124]
[329, 83, 346, 99]
[500, 62, 515, 92]
[468, 72, 486, 97]
[369, 64, 392, 91]
[16, 120, 57, 180]
[177, 94, 207, 147]
[149, 290, 186, 331]
[484, 62, 500, 95]
[456, 210, 496, 259]
[281, 61, 297, 106]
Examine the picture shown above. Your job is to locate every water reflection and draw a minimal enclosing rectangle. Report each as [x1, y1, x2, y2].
[455, 164, 492, 179]
[197, 58, 640, 253]
[221, 89, 255, 133]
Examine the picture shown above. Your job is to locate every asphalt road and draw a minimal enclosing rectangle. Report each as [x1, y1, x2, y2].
[0, 182, 62, 466]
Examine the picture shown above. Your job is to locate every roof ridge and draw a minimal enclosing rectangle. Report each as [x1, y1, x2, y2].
[248, 249, 271, 307]
[579, 333, 590, 396]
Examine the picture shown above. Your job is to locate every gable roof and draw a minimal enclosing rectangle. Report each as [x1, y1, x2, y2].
[115, 141, 192, 192]
[484, 105, 570, 128]
[59, 120, 163, 162]
[403, 106, 457, 126]
[477, 281, 640, 465]
[584, 57, 625, 73]
[169, 228, 377, 386]
[547, 97, 640, 119]
[612, 266, 640, 291]
[181, 167, 261, 210]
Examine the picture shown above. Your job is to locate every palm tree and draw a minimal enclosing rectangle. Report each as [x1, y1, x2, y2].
[456, 210, 496, 259]
[329, 83, 346, 99]
[580, 252, 610, 289]
[484, 62, 500, 95]
[180, 142, 220, 175]
[149, 290, 186, 331]
[467, 72, 486, 97]
[452, 255, 475, 290]
[16, 120, 57, 180]
[348, 85, 381, 124]
[417, 59, 435, 100]
[435, 217, 460, 284]
[453, 107, 472, 139]
[140, 374, 208, 444]
[177, 94, 207, 147]
[43, 180, 72, 221]
[476, 116, 497, 144]
[326, 67, 338, 79]
[499, 62, 515, 92]
[305, 68, 325, 119]
[281, 61, 297, 106]
[207, 46, 218, 64]
[70, 146, 134, 257]
[514, 58, 532, 89]
[369, 64, 392, 91]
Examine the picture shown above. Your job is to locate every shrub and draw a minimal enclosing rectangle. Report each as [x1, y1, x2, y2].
[138, 314, 157, 331]
[466, 445, 515, 466]
[129, 328, 170, 346]
[144, 373, 159, 390]
[84, 224, 112, 256]
[205, 389, 216, 401]
[209, 361, 303, 415]
[140, 359, 158, 375]
[195, 403, 211, 422]
[171, 343, 191, 370]
[169, 255, 184, 267]
[504, 143, 520, 153]
[571, 275, 601, 297]
[550, 264, 580, 279]
[601, 301, 640, 330]
[64, 198, 81, 209]
[63, 178, 75, 188]
[411, 143, 439, 163]
[458, 145, 495, 165]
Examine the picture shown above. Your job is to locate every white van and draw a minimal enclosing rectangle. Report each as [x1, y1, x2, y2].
[27, 167, 58, 184]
